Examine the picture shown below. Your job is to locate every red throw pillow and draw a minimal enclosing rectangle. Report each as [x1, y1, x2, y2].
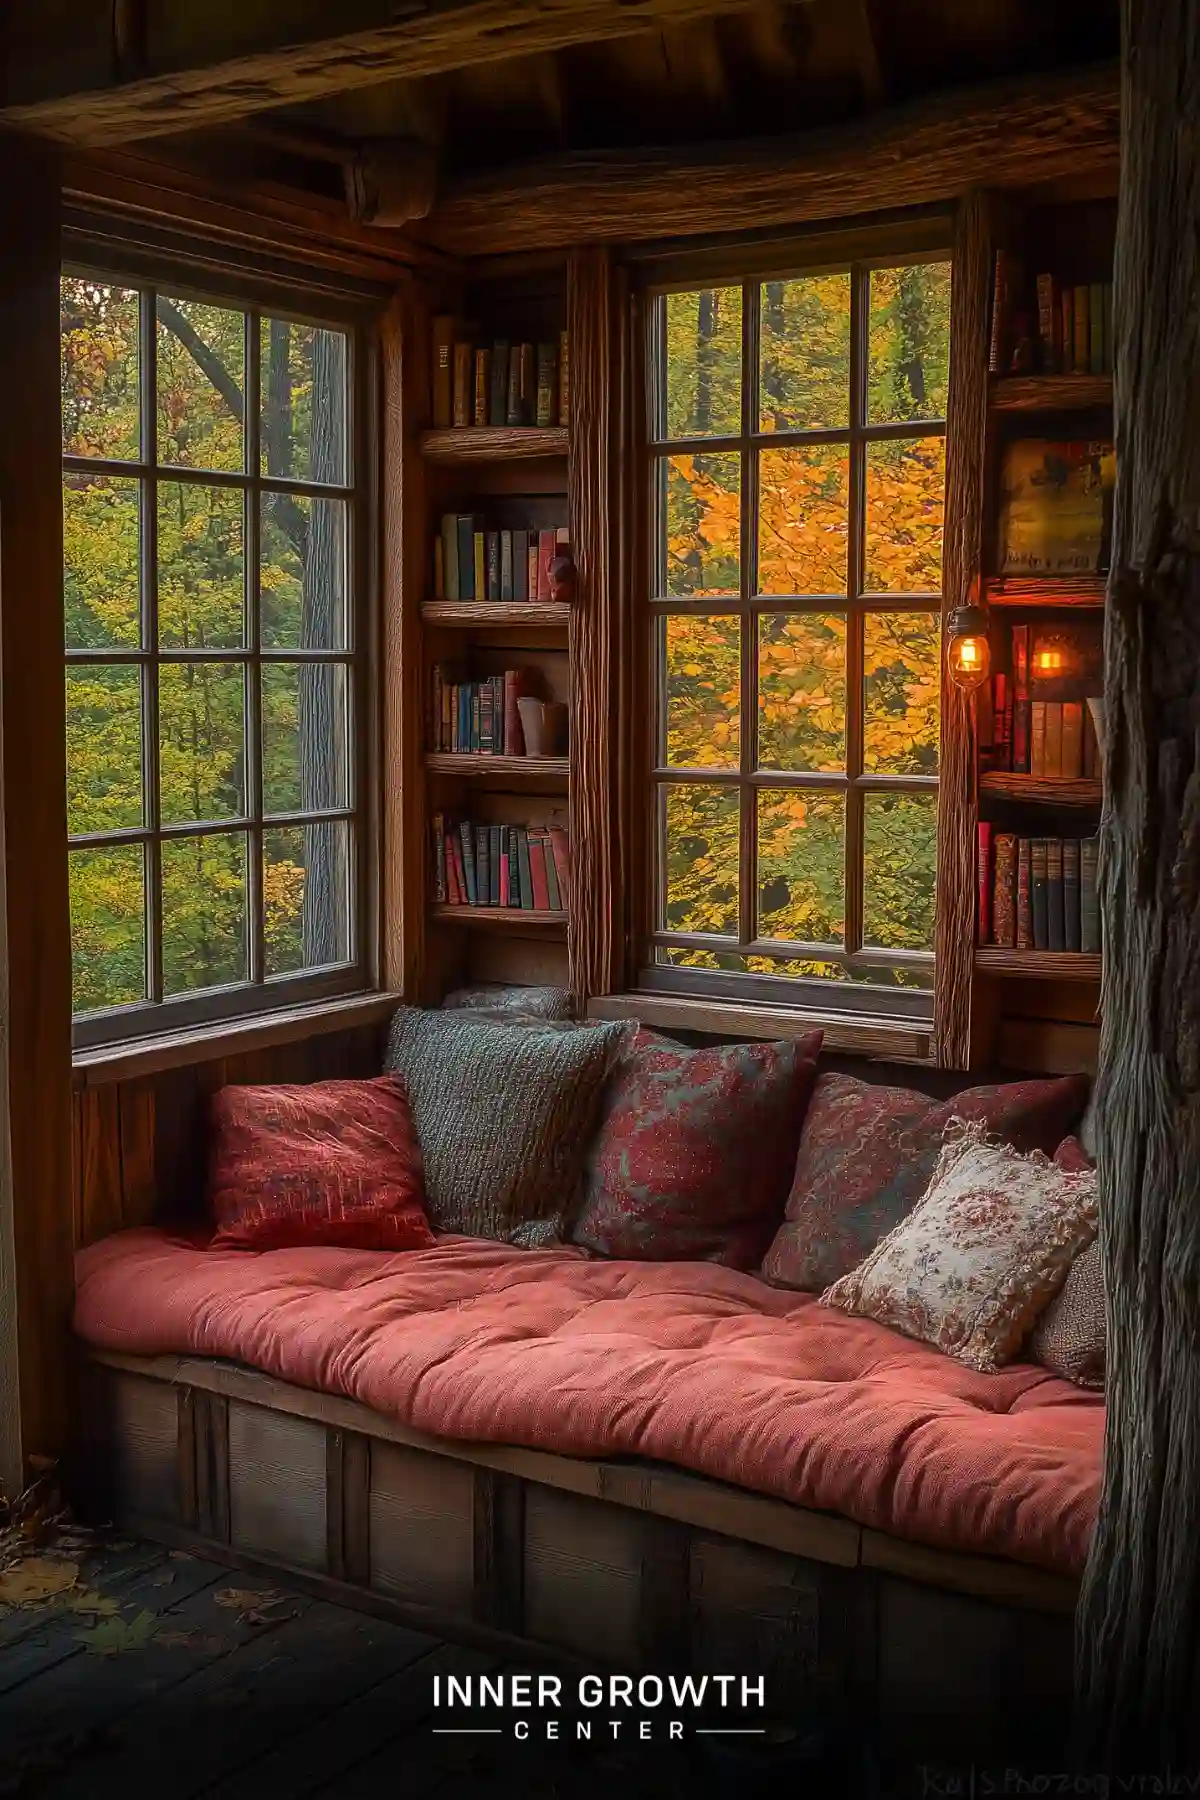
[570, 1029, 823, 1269]
[209, 1075, 434, 1253]
[760, 1071, 1091, 1293]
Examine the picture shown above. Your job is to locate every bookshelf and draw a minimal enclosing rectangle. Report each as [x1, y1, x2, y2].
[419, 259, 574, 995]
[967, 186, 1115, 1062]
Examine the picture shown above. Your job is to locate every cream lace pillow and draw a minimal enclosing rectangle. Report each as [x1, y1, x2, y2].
[820, 1121, 1098, 1372]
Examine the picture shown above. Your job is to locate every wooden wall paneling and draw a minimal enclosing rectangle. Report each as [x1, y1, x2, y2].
[227, 1400, 328, 1571]
[428, 65, 1119, 255]
[566, 246, 623, 1006]
[639, 1515, 691, 1668]
[932, 188, 991, 1069]
[0, 134, 75, 1492]
[177, 1387, 199, 1531]
[195, 1390, 231, 1544]
[369, 1440, 476, 1611]
[326, 1429, 372, 1586]
[116, 1078, 157, 1229]
[689, 1535, 822, 1713]
[104, 1370, 181, 1524]
[381, 283, 428, 1003]
[76, 1086, 125, 1246]
[522, 1485, 645, 1663]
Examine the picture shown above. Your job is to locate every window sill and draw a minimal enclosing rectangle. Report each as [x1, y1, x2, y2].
[585, 992, 933, 1064]
[72, 991, 403, 1088]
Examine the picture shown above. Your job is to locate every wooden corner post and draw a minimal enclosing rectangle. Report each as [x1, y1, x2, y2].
[0, 136, 75, 1495]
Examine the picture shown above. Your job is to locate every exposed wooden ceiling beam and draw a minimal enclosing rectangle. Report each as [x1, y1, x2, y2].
[423, 60, 1119, 255]
[0, 0, 774, 148]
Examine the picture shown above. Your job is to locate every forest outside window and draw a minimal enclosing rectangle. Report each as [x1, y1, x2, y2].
[62, 272, 368, 1045]
[647, 257, 950, 1016]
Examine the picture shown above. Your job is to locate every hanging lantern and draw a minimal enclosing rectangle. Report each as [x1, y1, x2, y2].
[946, 602, 992, 693]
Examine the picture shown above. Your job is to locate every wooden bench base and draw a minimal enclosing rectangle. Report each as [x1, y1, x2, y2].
[76, 1350, 1079, 1764]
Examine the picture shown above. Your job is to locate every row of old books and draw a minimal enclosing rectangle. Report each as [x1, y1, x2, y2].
[430, 667, 539, 756]
[435, 517, 569, 603]
[434, 814, 570, 914]
[989, 255, 1114, 378]
[432, 319, 569, 430]
[979, 620, 1104, 777]
[978, 825, 1100, 953]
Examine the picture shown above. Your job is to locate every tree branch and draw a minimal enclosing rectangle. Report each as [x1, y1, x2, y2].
[155, 296, 243, 424]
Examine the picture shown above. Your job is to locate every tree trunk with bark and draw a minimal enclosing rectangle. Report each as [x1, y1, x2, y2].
[1075, 0, 1200, 1769]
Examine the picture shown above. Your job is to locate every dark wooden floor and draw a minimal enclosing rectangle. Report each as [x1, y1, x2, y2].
[0, 1539, 843, 1798]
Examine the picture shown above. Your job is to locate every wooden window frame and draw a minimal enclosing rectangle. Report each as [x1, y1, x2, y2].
[633, 232, 951, 1025]
[63, 259, 380, 1051]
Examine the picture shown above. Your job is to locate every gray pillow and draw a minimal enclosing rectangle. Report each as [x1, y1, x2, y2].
[385, 1006, 627, 1244]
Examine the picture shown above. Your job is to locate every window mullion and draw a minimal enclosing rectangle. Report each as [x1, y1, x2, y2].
[737, 280, 759, 953]
[844, 265, 868, 957]
[245, 308, 265, 987]
[142, 285, 164, 1006]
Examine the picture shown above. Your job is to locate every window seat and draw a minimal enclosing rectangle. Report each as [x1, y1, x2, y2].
[74, 1227, 1102, 1581]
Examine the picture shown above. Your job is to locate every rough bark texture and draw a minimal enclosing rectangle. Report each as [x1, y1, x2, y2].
[1075, 0, 1200, 1767]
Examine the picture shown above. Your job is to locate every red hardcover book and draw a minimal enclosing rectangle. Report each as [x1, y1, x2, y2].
[499, 848, 510, 909]
[537, 530, 557, 602]
[449, 832, 468, 906]
[547, 825, 571, 909]
[527, 834, 551, 911]
[977, 821, 994, 945]
[992, 672, 1009, 769]
[1011, 623, 1031, 772]
[992, 833, 1018, 949]
[527, 541, 539, 600]
[444, 830, 460, 905]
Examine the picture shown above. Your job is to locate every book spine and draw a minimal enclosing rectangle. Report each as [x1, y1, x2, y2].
[508, 826, 522, 909]
[1047, 838, 1066, 951]
[499, 841, 509, 909]
[432, 315, 454, 429]
[1016, 838, 1033, 949]
[432, 813, 446, 902]
[1061, 700, 1084, 781]
[489, 342, 509, 427]
[1030, 700, 1047, 777]
[473, 348, 490, 427]
[459, 822, 477, 906]
[516, 829, 533, 910]
[1088, 283, 1105, 377]
[527, 833, 551, 911]
[476, 824, 490, 906]
[1063, 838, 1081, 951]
[537, 827, 562, 911]
[1072, 287, 1090, 375]
[1080, 837, 1100, 953]
[547, 825, 571, 910]
[537, 530, 556, 603]
[518, 344, 535, 425]
[992, 833, 1018, 949]
[473, 532, 486, 607]
[490, 825, 502, 907]
[1060, 286, 1075, 377]
[1036, 273, 1060, 375]
[485, 530, 501, 604]
[442, 514, 459, 603]
[1032, 839, 1049, 949]
[528, 540, 539, 602]
[993, 672, 1009, 768]
[1011, 622, 1031, 773]
[513, 529, 529, 602]
[444, 828, 459, 905]
[988, 251, 1009, 375]
[536, 342, 557, 427]
[505, 349, 522, 426]
[452, 341, 472, 427]
[558, 329, 570, 426]
[500, 531, 514, 603]
[1044, 701, 1063, 779]
[504, 668, 527, 755]
[977, 821, 994, 945]
[457, 516, 474, 601]
[480, 682, 493, 755]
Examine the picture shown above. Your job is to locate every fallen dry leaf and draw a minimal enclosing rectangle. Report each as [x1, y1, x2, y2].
[0, 1558, 79, 1607]
[74, 1609, 157, 1656]
[156, 1630, 225, 1654]
[213, 1587, 298, 1628]
[65, 1589, 121, 1617]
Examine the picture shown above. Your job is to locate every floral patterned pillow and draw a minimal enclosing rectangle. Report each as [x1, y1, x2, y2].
[820, 1122, 1098, 1372]
[760, 1071, 1091, 1293]
[570, 1029, 822, 1269]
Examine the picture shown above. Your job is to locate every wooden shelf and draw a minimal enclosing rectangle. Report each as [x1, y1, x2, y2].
[422, 601, 570, 627]
[980, 774, 1102, 806]
[976, 949, 1101, 981]
[420, 426, 569, 464]
[425, 752, 568, 782]
[989, 374, 1113, 412]
[986, 574, 1107, 608]
[430, 904, 567, 930]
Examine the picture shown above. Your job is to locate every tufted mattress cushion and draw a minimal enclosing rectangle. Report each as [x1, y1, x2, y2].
[74, 1229, 1103, 1577]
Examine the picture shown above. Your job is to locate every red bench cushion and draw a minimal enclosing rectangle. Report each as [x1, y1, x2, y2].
[75, 1230, 1101, 1578]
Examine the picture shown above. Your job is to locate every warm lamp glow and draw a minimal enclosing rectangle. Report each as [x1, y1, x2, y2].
[1034, 648, 1067, 675]
[946, 603, 992, 693]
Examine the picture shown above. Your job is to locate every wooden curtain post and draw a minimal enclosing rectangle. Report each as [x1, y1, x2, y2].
[1075, 0, 1200, 1767]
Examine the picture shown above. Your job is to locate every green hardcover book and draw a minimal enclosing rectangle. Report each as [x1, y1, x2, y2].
[500, 530, 514, 602]
[489, 341, 509, 427]
[475, 824, 490, 906]
[441, 514, 459, 602]
[516, 829, 534, 910]
[1089, 283, 1105, 376]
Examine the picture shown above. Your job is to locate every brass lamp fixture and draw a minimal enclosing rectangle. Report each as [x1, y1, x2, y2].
[946, 601, 992, 693]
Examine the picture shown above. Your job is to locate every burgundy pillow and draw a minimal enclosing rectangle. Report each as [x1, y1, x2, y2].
[760, 1071, 1091, 1293]
[209, 1075, 434, 1253]
[570, 1029, 823, 1269]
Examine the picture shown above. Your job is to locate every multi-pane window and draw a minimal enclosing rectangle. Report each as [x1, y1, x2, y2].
[647, 259, 950, 1013]
[61, 273, 366, 1042]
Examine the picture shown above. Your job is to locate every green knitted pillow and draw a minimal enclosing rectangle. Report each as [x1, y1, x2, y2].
[384, 1007, 628, 1245]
